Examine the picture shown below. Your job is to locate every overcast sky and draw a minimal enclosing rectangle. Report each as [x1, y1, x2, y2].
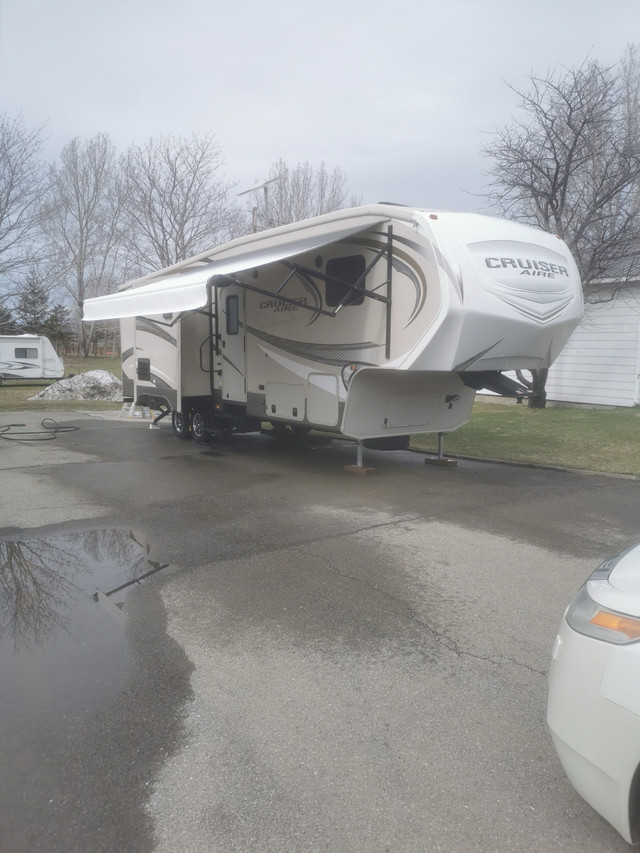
[1, 0, 638, 214]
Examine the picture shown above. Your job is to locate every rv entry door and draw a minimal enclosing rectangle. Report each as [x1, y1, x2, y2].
[220, 287, 247, 402]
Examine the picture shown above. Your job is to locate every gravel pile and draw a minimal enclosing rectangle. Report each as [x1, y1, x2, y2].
[30, 370, 123, 401]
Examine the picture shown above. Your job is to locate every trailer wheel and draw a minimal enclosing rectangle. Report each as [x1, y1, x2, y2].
[191, 410, 206, 442]
[172, 410, 191, 440]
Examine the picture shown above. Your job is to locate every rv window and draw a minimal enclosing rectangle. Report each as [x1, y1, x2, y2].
[137, 358, 151, 381]
[15, 347, 38, 359]
[226, 295, 239, 335]
[325, 255, 366, 307]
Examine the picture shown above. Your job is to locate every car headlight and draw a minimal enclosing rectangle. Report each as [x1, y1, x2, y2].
[566, 548, 640, 644]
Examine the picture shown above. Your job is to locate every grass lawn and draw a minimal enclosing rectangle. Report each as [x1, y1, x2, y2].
[0, 356, 123, 412]
[411, 401, 640, 477]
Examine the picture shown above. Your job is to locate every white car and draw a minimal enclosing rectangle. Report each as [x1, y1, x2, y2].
[547, 544, 640, 844]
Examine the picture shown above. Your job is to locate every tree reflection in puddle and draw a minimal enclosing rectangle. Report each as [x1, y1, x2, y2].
[0, 529, 163, 651]
[0, 528, 170, 759]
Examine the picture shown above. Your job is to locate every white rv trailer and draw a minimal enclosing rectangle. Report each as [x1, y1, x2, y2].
[0, 334, 64, 385]
[83, 204, 583, 452]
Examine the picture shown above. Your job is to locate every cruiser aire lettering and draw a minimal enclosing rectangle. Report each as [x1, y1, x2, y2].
[260, 297, 309, 311]
[485, 257, 569, 277]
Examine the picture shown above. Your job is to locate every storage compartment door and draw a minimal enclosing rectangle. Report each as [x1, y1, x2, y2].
[307, 373, 339, 426]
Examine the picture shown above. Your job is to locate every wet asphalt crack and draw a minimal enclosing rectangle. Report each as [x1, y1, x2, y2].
[211, 509, 549, 680]
[293, 541, 548, 678]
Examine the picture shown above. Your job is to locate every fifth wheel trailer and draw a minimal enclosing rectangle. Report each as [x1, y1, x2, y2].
[83, 204, 583, 453]
[0, 334, 64, 385]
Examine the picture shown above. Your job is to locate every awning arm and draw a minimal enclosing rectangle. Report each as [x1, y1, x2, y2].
[385, 225, 393, 359]
[215, 273, 338, 318]
[214, 225, 394, 326]
[162, 304, 216, 328]
[282, 248, 390, 308]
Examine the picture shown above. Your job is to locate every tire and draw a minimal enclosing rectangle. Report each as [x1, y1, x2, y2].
[191, 410, 206, 441]
[172, 410, 191, 440]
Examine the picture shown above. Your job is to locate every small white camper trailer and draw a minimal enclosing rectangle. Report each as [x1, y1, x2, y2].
[0, 334, 64, 385]
[83, 204, 583, 454]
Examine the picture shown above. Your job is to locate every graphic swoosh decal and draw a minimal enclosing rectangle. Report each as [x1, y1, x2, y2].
[346, 233, 428, 326]
[135, 318, 177, 346]
[247, 325, 382, 365]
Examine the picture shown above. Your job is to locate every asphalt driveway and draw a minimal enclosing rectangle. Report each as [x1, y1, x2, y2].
[1, 410, 638, 852]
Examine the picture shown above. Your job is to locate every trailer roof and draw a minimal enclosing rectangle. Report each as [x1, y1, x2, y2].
[83, 207, 395, 321]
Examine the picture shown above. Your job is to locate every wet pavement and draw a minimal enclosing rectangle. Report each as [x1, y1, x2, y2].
[0, 409, 639, 852]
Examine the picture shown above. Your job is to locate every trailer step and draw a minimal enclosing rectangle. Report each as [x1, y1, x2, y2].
[119, 402, 155, 419]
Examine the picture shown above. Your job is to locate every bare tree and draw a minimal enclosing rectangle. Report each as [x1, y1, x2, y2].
[119, 133, 241, 274]
[484, 47, 640, 405]
[485, 49, 640, 294]
[0, 114, 46, 291]
[249, 159, 358, 230]
[41, 134, 123, 355]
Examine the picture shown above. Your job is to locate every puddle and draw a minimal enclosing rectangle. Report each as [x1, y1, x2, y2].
[0, 529, 163, 649]
[0, 529, 170, 756]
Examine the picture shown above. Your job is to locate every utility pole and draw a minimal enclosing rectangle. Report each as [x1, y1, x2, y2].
[237, 178, 278, 232]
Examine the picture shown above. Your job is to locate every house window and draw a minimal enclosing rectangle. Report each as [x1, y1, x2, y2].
[325, 255, 366, 307]
[226, 295, 239, 335]
[15, 347, 38, 359]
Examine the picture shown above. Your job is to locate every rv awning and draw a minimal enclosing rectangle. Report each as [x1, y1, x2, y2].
[83, 211, 390, 321]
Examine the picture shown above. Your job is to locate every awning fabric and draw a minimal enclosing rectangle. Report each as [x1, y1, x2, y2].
[83, 211, 389, 321]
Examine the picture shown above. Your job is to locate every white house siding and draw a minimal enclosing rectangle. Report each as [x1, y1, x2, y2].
[545, 286, 640, 407]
